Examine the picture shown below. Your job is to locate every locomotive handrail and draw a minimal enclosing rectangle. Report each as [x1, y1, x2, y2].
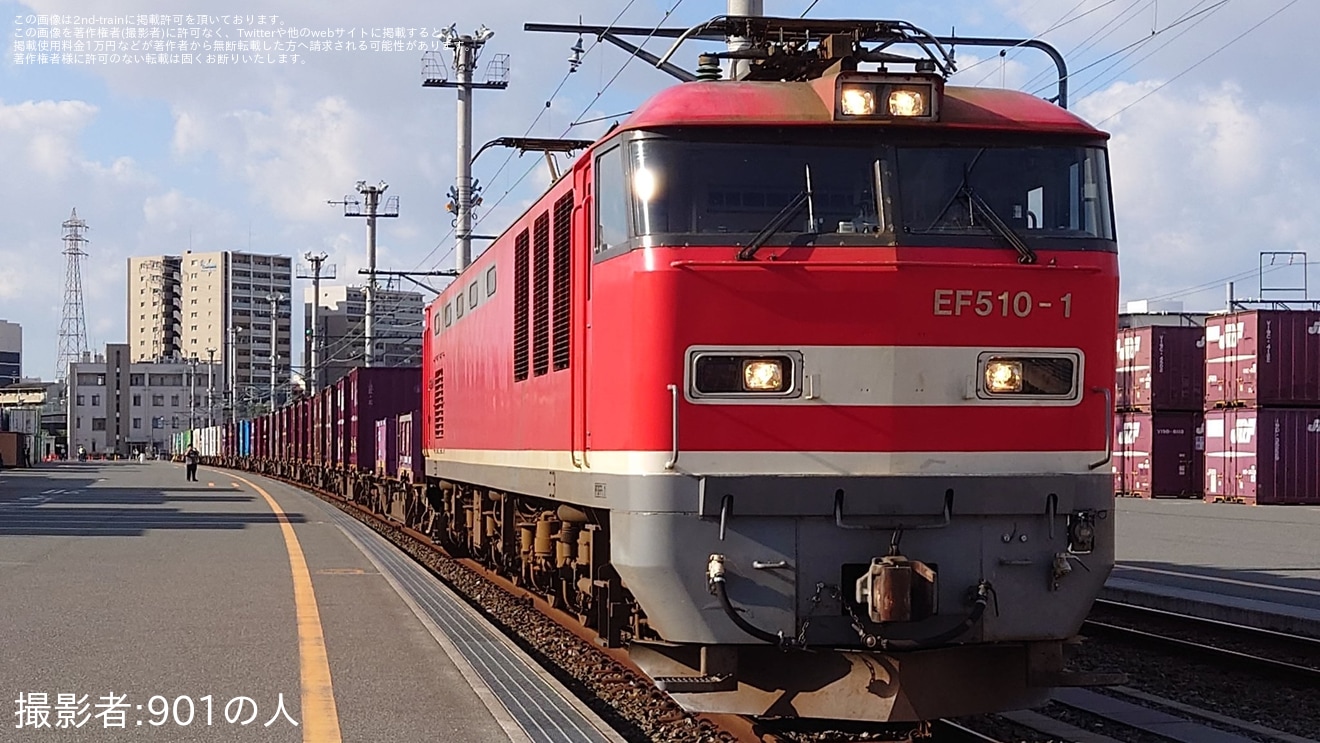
[665, 384, 679, 470]
[1088, 387, 1113, 471]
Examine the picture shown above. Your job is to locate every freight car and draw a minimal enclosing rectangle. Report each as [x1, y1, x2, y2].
[210, 16, 1122, 726]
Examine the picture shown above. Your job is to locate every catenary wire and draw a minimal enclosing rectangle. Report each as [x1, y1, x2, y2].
[1067, 0, 1227, 101]
[409, 0, 646, 272]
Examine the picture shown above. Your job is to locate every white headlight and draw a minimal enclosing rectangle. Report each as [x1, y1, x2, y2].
[840, 86, 877, 116]
[985, 360, 1023, 393]
[743, 360, 784, 392]
[888, 89, 926, 117]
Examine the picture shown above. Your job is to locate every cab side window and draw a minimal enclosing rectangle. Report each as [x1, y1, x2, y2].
[595, 144, 627, 254]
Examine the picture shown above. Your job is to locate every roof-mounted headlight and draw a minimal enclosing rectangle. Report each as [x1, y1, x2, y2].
[888, 88, 926, 117]
[834, 75, 941, 121]
[840, 85, 878, 116]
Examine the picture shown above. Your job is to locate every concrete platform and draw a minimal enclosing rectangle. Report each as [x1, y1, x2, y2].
[0, 461, 623, 742]
[1103, 498, 1320, 637]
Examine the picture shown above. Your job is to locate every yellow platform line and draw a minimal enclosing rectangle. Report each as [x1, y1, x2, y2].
[231, 472, 342, 742]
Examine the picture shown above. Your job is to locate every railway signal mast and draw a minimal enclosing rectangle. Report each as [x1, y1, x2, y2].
[422, 24, 509, 272]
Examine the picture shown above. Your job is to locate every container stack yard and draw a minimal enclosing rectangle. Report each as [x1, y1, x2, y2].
[1113, 324, 1207, 498]
[1202, 310, 1320, 505]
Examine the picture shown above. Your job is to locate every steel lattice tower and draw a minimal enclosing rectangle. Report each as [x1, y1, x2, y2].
[55, 208, 90, 382]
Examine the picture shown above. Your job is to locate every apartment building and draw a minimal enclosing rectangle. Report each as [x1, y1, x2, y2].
[128, 250, 293, 406]
[302, 285, 423, 390]
[66, 344, 222, 456]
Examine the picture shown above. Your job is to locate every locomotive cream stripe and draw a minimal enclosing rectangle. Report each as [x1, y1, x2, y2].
[683, 344, 1087, 407]
[425, 448, 1106, 477]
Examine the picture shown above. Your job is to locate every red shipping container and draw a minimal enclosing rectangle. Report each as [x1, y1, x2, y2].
[1204, 407, 1320, 505]
[1115, 326, 1205, 412]
[1112, 411, 1204, 498]
[1205, 310, 1320, 408]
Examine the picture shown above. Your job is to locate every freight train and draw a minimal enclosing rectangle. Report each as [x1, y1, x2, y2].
[192, 16, 1122, 724]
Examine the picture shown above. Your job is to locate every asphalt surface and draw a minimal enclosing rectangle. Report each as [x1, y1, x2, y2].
[0, 461, 614, 742]
[1105, 497, 1320, 633]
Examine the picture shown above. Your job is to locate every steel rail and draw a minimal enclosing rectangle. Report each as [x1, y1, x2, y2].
[1083, 601, 1320, 685]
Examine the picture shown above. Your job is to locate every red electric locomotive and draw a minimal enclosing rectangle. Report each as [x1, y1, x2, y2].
[419, 17, 1119, 722]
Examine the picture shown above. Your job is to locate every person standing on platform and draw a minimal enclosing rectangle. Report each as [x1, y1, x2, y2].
[184, 446, 200, 482]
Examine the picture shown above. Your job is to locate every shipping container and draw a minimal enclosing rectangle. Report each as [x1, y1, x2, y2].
[1205, 310, 1320, 408]
[397, 411, 423, 482]
[0, 431, 30, 467]
[334, 376, 349, 468]
[1112, 411, 1204, 498]
[3, 408, 43, 435]
[1115, 326, 1204, 412]
[1204, 407, 1320, 505]
[343, 367, 422, 470]
[375, 416, 397, 477]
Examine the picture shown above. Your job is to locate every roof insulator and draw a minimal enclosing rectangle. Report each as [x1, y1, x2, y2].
[695, 53, 723, 81]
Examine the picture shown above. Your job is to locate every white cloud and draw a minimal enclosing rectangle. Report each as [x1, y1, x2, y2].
[0, 99, 98, 178]
[1075, 78, 1319, 306]
[169, 90, 366, 221]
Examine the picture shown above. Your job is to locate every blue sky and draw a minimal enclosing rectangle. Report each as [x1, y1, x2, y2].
[3, 0, 1315, 380]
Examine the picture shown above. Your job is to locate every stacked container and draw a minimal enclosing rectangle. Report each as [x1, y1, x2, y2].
[342, 366, 421, 471]
[1113, 325, 1206, 498]
[1204, 310, 1320, 504]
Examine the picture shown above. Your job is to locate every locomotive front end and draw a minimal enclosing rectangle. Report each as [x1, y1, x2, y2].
[585, 39, 1121, 721]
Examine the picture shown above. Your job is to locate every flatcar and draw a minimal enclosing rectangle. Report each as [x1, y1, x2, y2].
[211, 15, 1123, 725]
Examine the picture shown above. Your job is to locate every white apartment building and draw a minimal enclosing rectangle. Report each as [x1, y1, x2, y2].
[302, 285, 424, 390]
[66, 343, 222, 456]
[128, 250, 293, 408]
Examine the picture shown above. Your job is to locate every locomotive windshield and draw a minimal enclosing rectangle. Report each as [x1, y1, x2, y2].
[611, 133, 1115, 251]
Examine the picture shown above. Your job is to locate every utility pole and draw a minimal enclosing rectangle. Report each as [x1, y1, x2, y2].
[726, 0, 764, 79]
[423, 24, 509, 272]
[206, 347, 216, 427]
[228, 326, 242, 425]
[266, 293, 283, 410]
[188, 355, 197, 429]
[331, 181, 398, 368]
[297, 253, 335, 394]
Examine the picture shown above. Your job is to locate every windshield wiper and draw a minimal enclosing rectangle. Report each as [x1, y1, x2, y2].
[737, 164, 816, 261]
[960, 183, 1037, 265]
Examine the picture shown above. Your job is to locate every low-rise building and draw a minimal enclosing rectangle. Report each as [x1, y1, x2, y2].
[66, 344, 222, 456]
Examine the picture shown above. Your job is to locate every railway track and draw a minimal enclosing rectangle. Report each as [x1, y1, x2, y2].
[1082, 598, 1320, 685]
[247, 468, 971, 742]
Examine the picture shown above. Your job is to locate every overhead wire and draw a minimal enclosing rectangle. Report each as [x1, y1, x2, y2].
[430, 0, 690, 273]
[1093, 0, 1298, 125]
[410, 0, 645, 272]
[1024, 0, 1228, 98]
[1015, 0, 1153, 92]
[959, 0, 1126, 85]
[1067, 0, 1227, 102]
